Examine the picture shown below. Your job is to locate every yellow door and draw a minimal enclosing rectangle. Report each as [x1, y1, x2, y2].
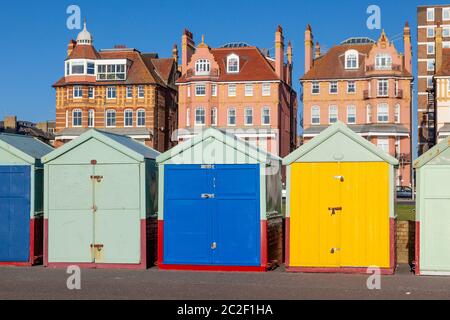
[290, 163, 342, 267]
[339, 162, 390, 268]
[289, 162, 390, 268]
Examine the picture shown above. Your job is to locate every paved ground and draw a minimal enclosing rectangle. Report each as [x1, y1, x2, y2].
[0, 264, 449, 300]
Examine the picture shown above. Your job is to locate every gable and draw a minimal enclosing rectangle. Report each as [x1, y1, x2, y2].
[291, 131, 386, 163]
[45, 138, 140, 165]
[0, 145, 29, 165]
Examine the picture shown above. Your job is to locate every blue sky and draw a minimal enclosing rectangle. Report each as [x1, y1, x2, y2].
[0, 0, 446, 156]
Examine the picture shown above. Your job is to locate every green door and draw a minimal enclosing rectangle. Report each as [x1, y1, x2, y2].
[93, 164, 141, 264]
[48, 165, 94, 263]
[421, 167, 450, 273]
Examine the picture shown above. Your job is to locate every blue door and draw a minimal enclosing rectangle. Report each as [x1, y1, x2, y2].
[0, 166, 31, 262]
[163, 164, 260, 266]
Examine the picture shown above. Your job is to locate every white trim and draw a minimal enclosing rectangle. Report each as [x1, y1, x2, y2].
[302, 76, 413, 83]
[124, 109, 134, 128]
[176, 80, 281, 86]
[227, 54, 240, 73]
[420, 271, 450, 276]
[195, 84, 207, 97]
[244, 107, 253, 126]
[227, 107, 237, 126]
[329, 81, 338, 94]
[304, 132, 410, 138]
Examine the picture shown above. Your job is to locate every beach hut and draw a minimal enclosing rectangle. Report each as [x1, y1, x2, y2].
[42, 130, 159, 269]
[0, 133, 53, 266]
[156, 128, 283, 271]
[414, 136, 450, 276]
[283, 122, 398, 274]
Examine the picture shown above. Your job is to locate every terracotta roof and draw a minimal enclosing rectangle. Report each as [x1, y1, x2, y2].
[436, 48, 450, 76]
[302, 43, 412, 81]
[177, 46, 279, 83]
[67, 44, 101, 60]
[55, 47, 177, 88]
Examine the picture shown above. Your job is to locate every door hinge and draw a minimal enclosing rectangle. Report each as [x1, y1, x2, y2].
[201, 165, 215, 169]
[328, 207, 342, 215]
[201, 194, 215, 199]
[91, 244, 104, 251]
[90, 175, 103, 182]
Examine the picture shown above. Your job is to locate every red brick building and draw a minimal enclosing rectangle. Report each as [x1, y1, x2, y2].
[53, 22, 179, 151]
[175, 27, 298, 158]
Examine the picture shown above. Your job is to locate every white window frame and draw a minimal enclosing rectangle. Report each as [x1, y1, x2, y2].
[73, 86, 83, 99]
[427, 76, 434, 88]
[395, 104, 401, 123]
[375, 54, 392, 71]
[311, 82, 320, 95]
[187, 86, 191, 97]
[329, 105, 338, 124]
[107, 86, 117, 99]
[186, 108, 191, 127]
[138, 85, 145, 99]
[262, 107, 271, 126]
[88, 109, 95, 127]
[347, 105, 356, 124]
[211, 84, 217, 97]
[345, 50, 359, 69]
[227, 54, 239, 73]
[377, 79, 389, 97]
[244, 107, 253, 126]
[124, 109, 133, 127]
[106, 109, 117, 128]
[228, 84, 237, 97]
[427, 59, 435, 72]
[137, 109, 146, 127]
[347, 81, 356, 94]
[262, 83, 271, 96]
[427, 27, 435, 38]
[367, 105, 373, 124]
[88, 86, 95, 99]
[126, 86, 133, 99]
[195, 59, 211, 76]
[444, 7, 450, 21]
[377, 137, 390, 153]
[195, 107, 206, 126]
[211, 107, 217, 126]
[427, 8, 435, 22]
[329, 81, 338, 94]
[195, 84, 206, 96]
[427, 43, 435, 55]
[377, 104, 389, 123]
[444, 27, 450, 37]
[228, 107, 236, 126]
[245, 84, 254, 97]
[311, 106, 320, 125]
[72, 109, 83, 127]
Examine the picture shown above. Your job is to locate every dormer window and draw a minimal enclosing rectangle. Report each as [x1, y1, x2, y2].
[345, 50, 359, 69]
[227, 54, 239, 73]
[195, 59, 210, 76]
[375, 54, 392, 70]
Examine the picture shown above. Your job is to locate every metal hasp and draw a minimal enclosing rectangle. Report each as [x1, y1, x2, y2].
[334, 175, 345, 182]
[330, 248, 341, 254]
[211, 242, 217, 250]
[201, 194, 215, 199]
[328, 207, 342, 216]
[90, 175, 103, 183]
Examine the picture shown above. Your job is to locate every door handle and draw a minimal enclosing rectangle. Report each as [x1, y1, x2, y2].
[328, 207, 342, 215]
[201, 194, 215, 199]
[330, 248, 341, 254]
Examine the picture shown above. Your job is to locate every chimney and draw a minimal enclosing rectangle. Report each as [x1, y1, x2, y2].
[315, 42, 321, 59]
[181, 29, 195, 74]
[172, 44, 179, 64]
[287, 41, 293, 86]
[4, 116, 17, 133]
[305, 25, 314, 73]
[436, 22, 443, 74]
[403, 22, 412, 74]
[67, 39, 76, 57]
[275, 25, 285, 80]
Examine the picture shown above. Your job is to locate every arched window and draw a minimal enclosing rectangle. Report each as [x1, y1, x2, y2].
[311, 106, 320, 125]
[195, 107, 206, 126]
[124, 109, 133, 127]
[227, 54, 239, 73]
[88, 109, 95, 127]
[106, 109, 116, 127]
[72, 109, 82, 127]
[137, 109, 146, 127]
[345, 50, 359, 69]
[195, 59, 210, 75]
